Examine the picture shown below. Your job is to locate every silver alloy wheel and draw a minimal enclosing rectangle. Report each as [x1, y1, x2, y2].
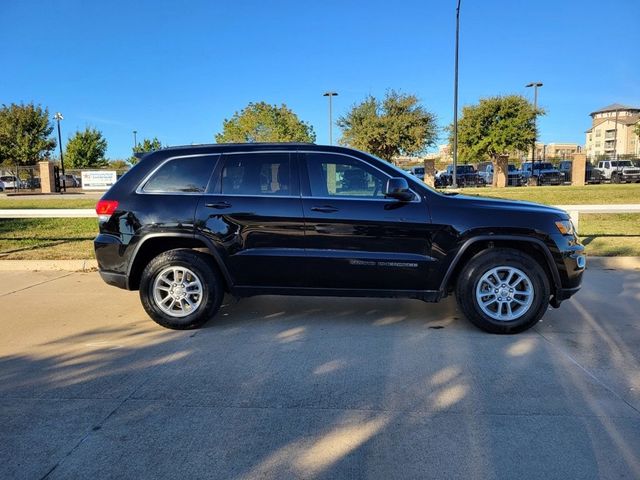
[475, 266, 534, 322]
[152, 266, 203, 318]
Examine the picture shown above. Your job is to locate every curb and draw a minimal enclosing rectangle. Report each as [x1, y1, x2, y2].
[586, 256, 640, 270]
[0, 257, 638, 272]
[0, 259, 98, 272]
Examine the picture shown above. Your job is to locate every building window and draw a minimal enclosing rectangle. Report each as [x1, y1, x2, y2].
[595, 130, 601, 137]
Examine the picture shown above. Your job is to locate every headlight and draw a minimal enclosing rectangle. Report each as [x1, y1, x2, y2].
[555, 220, 575, 235]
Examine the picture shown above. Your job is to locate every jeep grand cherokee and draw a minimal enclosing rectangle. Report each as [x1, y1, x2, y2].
[95, 143, 584, 334]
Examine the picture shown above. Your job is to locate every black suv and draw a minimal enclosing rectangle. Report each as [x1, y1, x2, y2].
[95, 143, 584, 334]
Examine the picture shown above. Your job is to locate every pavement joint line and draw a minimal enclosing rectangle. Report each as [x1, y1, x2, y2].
[38, 339, 194, 480]
[534, 328, 640, 418]
[0, 272, 75, 298]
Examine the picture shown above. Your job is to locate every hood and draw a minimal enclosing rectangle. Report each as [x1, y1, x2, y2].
[444, 193, 567, 217]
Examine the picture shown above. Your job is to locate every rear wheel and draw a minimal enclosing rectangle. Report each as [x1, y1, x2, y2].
[139, 249, 223, 330]
[455, 248, 550, 334]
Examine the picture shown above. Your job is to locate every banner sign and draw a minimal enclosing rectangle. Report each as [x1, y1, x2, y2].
[81, 170, 117, 190]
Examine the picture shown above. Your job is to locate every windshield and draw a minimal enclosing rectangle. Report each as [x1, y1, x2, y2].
[457, 165, 475, 173]
[362, 151, 436, 193]
[611, 161, 632, 167]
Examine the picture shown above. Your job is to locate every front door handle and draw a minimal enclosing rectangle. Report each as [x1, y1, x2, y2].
[205, 201, 231, 209]
[311, 205, 339, 213]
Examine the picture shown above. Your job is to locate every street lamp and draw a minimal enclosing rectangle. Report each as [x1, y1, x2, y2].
[54, 112, 66, 193]
[323, 92, 338, 145]
[133, 130, 138, 149]
[525, 82, 543, 176]
[452, 0, 461, 189]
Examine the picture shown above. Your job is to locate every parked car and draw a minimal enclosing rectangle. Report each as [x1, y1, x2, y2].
[595, 160, 640, 183]
[557, 161, 603, 184]
[409, 166, 425, 178]
[437, 164, 486, 187]
[0, 179, 4, 192]
[0, 175, 26, 189]
[478, 164, 525, 186]
[95, 143, 584, 334]
[59, 174, 81, 188]
[520, 162, 563, 186]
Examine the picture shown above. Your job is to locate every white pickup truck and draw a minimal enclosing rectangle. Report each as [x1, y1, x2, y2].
[596, 160, 640, 183]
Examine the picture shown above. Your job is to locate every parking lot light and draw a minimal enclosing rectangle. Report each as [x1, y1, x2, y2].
[53, 112, 66, 193]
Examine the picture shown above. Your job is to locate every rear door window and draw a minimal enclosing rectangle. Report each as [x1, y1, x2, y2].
[219, 152, 296, 196]
[143, 155, 217, 193]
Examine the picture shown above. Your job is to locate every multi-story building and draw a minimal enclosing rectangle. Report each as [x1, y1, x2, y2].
[585, 103, 640, 158]
[524, 142, 582, 162]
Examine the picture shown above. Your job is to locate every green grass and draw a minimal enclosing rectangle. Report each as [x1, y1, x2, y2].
[0, 218, 97, 260]
[457, 183, 640, 205]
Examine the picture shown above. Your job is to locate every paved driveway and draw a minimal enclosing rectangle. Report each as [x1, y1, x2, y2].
[1, 267, 639, 479]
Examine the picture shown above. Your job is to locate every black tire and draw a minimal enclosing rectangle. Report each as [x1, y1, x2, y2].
[455, 248, 550, 334]
[139, 249, 224, 330]
[612, 173, 621, 184]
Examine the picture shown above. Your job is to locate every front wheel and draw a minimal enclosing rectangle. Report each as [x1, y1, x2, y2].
[139, 249, 224, 330]
[455, 248, 550, 334]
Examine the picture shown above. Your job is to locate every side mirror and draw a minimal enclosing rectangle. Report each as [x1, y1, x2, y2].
[384, 177, 413, 201]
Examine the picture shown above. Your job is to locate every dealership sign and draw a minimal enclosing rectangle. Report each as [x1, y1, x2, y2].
[81, 170, 117, 190]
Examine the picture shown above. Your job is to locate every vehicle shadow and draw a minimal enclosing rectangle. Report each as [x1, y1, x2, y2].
[1, 275, 639, 479]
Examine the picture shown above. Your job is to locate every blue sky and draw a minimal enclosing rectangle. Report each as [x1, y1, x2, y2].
[2, 0, 639, 159]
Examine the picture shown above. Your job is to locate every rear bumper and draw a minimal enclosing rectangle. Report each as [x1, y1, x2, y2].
[95, 233, 130, 290]
[99, 270, 128, 289]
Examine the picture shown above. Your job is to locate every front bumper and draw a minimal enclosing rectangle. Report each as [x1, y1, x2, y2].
[549, 233, 585, 305]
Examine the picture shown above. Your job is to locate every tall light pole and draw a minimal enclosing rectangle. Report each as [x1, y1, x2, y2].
[452, 0, 461, 189]
[54, 112, 66, 193]
[526, 82, 543, 176]
[133, 130, 138, 149]
[323, 92, 338, 145]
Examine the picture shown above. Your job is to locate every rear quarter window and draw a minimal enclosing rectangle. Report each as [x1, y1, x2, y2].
[142, 155, 217, 193]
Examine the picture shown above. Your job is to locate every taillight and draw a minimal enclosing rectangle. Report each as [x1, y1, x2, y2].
[96, 200, 119, 217]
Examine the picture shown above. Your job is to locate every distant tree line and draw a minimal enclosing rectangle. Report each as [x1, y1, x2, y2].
[0, 91, 572, 173]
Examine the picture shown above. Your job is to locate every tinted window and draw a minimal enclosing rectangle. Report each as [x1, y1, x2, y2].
[306, 153, 388, 199]
[143, 156, 216, 193]
[220, 152, 292, 196]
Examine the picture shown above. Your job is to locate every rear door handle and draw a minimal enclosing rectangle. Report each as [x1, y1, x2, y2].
[205, 201, 231, 209]
[311, 205, 339, 213]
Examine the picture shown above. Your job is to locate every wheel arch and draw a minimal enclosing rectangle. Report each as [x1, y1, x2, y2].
[126, 233, 233, 291]
[440, 235, 561, 296]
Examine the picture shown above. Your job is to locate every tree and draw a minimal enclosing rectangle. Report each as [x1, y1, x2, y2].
[337, 90, 437, 162]
[0, 103, 56, 167]
[108, 159, 130, 171]
[215, 102, 315, 143]
[65, 127, 108, 168]
[635, 121, 640, 140]
[452, 95, 539, 162]
[130, 137, 163, 165]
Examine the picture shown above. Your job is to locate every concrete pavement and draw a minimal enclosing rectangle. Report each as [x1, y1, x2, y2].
[0, 269, 639, 479]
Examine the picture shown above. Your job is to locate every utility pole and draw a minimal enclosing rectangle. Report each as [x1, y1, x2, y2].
[323, 92, 338, 145]
[54, 112, 66, 193]
[133, 130, 138, 149]
[452, 0, 461, 188]
[526, 82, 543, 177]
